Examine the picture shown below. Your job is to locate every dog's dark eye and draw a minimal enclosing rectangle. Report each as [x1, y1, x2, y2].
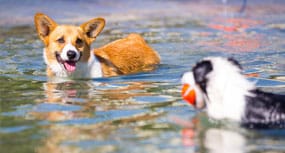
[76, 38, 83, 45]
[57, 37, 65, 44]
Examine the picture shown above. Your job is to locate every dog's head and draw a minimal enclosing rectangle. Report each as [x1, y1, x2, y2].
[34, 13, 105, 75]
[182, 57, 255, 121]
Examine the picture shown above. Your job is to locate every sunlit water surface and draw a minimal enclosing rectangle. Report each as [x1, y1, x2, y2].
[1, 0, 285, 153]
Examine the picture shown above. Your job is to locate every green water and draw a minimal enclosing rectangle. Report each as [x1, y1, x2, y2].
[1, 0, 285, 153]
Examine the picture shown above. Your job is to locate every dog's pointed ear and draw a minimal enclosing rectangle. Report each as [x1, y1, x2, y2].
[34, 13, 57, 45]
[227, 57, 243, 70]
[80, 18, 105, 44]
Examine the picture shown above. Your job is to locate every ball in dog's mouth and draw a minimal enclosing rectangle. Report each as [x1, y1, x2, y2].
[55, 52, 79, 73]
[181, 83, 196, 106]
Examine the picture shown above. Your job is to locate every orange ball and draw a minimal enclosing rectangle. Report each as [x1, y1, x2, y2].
[181, 84, 196, 106]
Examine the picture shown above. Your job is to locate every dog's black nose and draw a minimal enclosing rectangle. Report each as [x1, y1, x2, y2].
[67, 50, 77, 60]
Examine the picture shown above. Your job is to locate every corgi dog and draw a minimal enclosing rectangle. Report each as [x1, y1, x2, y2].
[181, 57, 285, 129]
[34, 13, 160, 78]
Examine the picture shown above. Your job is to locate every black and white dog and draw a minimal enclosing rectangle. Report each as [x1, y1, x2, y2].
[181, 57, 285, 129]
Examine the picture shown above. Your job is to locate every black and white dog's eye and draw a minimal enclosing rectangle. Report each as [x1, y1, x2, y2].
[192, 60, 213, 94]
[193, 60, 213, 83]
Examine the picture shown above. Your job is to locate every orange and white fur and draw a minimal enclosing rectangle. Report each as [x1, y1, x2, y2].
[34, 13, 160, 78]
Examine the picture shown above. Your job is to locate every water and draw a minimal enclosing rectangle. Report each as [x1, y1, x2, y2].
[1, 0, 285, 153]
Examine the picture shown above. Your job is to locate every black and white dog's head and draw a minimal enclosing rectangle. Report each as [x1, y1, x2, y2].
[182, 57, 256, 121]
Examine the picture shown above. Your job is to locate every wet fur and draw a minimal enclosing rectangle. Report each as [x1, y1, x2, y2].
[243, 89, 285, 128]
[187, 57, 285, 129]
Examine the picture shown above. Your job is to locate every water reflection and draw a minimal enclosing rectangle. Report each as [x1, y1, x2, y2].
[35, 111, 163, 153]
[178, 113, 285, 153]
[24, 79, 173, 152]
[204, 128, 246, 153]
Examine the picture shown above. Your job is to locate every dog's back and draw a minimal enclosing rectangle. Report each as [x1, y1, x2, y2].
[94, 33, 160, 77]
[243, 89, 285, 128]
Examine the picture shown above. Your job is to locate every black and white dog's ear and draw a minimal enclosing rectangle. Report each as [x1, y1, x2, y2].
[192, 60, 213, 93]
[227, 57, 243, 70]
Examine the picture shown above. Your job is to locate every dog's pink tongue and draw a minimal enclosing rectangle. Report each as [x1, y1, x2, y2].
[64, 61, 76, 72]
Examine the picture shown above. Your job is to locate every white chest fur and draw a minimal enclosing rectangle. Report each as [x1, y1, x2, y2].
[71, 54, 103, 79]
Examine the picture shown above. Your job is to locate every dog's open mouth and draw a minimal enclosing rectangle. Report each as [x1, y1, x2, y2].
[63, 61, 76, 72]
[55, 52, 81, 73]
